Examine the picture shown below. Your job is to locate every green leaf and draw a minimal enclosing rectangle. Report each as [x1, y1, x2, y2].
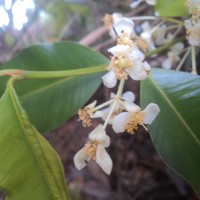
[0, 83, 70, 199]
[0, 41, 108, 133]
[155, 0, 189, 17]
[141, 69, 200, 197]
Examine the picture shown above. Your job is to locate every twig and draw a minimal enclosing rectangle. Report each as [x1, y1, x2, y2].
[79, 26, 107, 46]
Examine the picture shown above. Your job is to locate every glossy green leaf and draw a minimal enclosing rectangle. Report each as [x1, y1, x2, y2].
[141, 69, 200, 197]
[0, 83, 70, 199]
[155, 0, 188, 17]
[0, 42, 108, 133]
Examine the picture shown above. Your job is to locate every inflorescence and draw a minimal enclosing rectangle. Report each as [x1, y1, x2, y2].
[73, 0, 199, 175]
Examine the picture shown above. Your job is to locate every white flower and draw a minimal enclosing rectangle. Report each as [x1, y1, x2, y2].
[184, 19, 200, 46]
[102, 45, 150, 88]
[108, 45, 145, 60]
[153, 24, 168, 45]
[92, 91, 136, 124]
[78, 101, 97, 127]
[112, 103, 160, 134]
[114, 18, 134, 37]
[74, 124, 113, 175]
[162, 42, 184, 69]
[130, 0, 157, 8]
[104, 13, 124, 39]
[140, 21, 156, 51]
[186, 0, 200, 13]
[102, 71, 117, 88]
[113, 18, 136, 45]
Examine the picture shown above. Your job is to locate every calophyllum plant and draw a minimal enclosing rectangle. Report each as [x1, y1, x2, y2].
[0, 0, 199, 199]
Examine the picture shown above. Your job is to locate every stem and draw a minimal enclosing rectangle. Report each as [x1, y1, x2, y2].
[103, 100, 118, 129]
[162, 17, 184, 26]
[25, 65, 106, 79]
[129, 16, 183, 25]
[145, 37, 185, 57]
[0, 64, 106, 80]
[7, 74, 26, 89]
[176, 47, 191, 71]
[130, 16, 159, 21]
[191, 46, 197, 74]
[103, 79, 125, 129]
[90, 99, 114, 113]
[171, 26, 183, 40]
[162, 25, 181, 31]
[116, 79, 125, 97]
[150, 20, 165, 35]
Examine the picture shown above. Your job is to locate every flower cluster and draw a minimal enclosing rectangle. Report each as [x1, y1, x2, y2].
[74, 124, 112, 175]
[74, 17, 160, 175]
[102, 18, 151, 88]
[185, 0, 200, 46]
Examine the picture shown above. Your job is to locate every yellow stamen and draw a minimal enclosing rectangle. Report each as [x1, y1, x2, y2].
[103, 14, 113, 30]
[135, 38, 148, 52]
[78, 109, 92, 127]
[117, 32, 135, 45]
[125, 110, 145, 134]
[191, 9, 200, 24]
[108, 52, 132, 80]
[83, 141, 99, 160]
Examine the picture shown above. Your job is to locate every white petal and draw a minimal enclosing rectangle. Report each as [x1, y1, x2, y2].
[130, 0, 143, 8]
[102, 71, 117, 88]
[141, 21, 151, 31]
[146, 0, 157, 5]
[121, 91, 135, 102]
[112, 112, 129, 133]
[184, 19, 192, 29]
[166, 33, 173, 42]
[110, 92, 116, 98]
[91, 110, 105, 119]
[141, 31, 151, 41]
[154, 25, 167, 45]
[114, 18, 134, 37]
[171, 42, 184, 52]
[96, 145, 113, 175]
[142, 61, 151, 71]
[143, 103, 160, 124]
[92, 107, 109, 121]
[89, 124, 110, 147]
[73, 148, 88, 170]
[86, 100, 97, 109]
[140, 31, 156, 51]
[162, 58, 172, 69]
[111, 13, 123, 27]
[112, 13, 123, 24]
[124, 102, 140, 112]
[188, 36, 200, 46]
[126, 61, 147, 80]
[108, 45, 129, 55]
[129, 47, 145, 61]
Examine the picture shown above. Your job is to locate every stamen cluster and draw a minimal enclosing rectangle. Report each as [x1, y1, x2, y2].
[185, 0, 200, 46]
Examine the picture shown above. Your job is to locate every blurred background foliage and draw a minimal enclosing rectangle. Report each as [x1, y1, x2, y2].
[0, 0, 133, 64]
[0, 0, 119, 64]
[0, 0, 90, 63]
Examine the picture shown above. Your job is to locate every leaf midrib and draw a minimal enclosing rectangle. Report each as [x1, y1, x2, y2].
[8, 87, 61, 199]
[149, 75, 200, 146]
[20, 77, 73, 99]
